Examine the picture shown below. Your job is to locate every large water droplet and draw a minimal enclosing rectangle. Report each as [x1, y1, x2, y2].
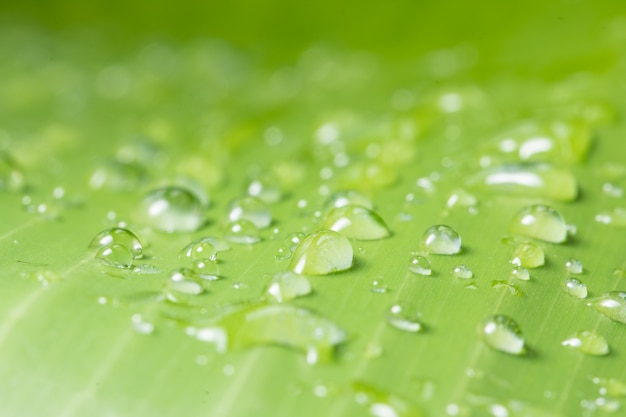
[224, 220, 261, 244]
[266, 271, 312, 303]
[321, 205, 390, 240]
[370, 278, 389, 294]
[562, 330, 609, 356]
[479, 315, 525, 355]
[408, 255, 432, 276]
[595, 207, 626, 227]
[587, 292, 626, 324]
[511, 241, 544, 268]
[562, 277, 588, 298]
[386, 303, 422, 332]
[324, 189, 373, 211]
[421, 225, 461, 255]
[288, 230, 353, 275]
[96, 244, 134, 269]
[509, 204, 567, 243]
[227, 196, 272, 229]
[139, 186, 204, 233]
[88, 227, 143, 259]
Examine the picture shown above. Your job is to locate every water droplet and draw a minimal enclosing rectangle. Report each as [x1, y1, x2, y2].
[288, 230, 353, 275]
[224, 220, 261, 244]
[96, 244, 134, 269]
[467, 163, 578, 202]
[352, 381, 423, 417]
[562, 277, 588, 299]
[132, 264, 161, 275]
[30, 269, 62, 286]
[266, 271, 312, 303]
[247, 172, 283, 203]
[227, 196, 272, 229]
[321, 205, 390, 240]
[370, 278, 389, 294]
[89, 160, 146, 191]
[566, 258, 583, 274]
[274, 245, 292, 261]
[131, 313, 155, 335]
[408, 255, 432, 276]
[595, 207, 626, 227]
[138, 186, 204, 233]
[453, 264, 473, 279]
[164, 268, 206, 300]
[192, 259, 220, 280]
[479, 315, 525, 355]
[386, 303, 422, 332]
[491, 280, 525, 296]
[511, 266, 530, 281]
[88, 227, 143, 259]
[509, 204, 567, 243]
[562, 330, 609, 356]
[587, 292, 626, 324]
[179, 240, 217, 262]
[421, 225, 461, 255]
[511, 241, 545, 268]
[324, 189, 373, 211]
[446, 189, 478, 208]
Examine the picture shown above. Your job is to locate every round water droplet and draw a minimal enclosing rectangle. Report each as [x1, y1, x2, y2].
[386, 303, 422, 332]
[324, 189, 373, 211]
[139, 186, 204, 233]
[511, 241, 544, 268]
[288, 230, 353, 275]
[453, 264, 473, 279]
[479, 314, 525, 355]
[247, 172, 282, 203]
[227, 196, 271, 229]
[274, 245, 292, 261]
[192, 259, 220, 280]
[421, 225, 461, 255]
[266, 271, 312, 303]
[408, 255, 432, 276]
[370, 278, 389, 294]
[510, 204, 567, 243]
[562, 277, 588, 299]
[511, 265, 530, 281]
[565, 258, 583, 274]
[595, 207, 626, 227]
[562, 330, 609, 356]
[586, 292, 626, 324]
[165, 268, 206, 299]
[179, 240, 217, 262]
[89, 227, 143, 259]
[321, 205, 390, 240]
[96, 244, 133, 269]
[224, 219, 261, 244]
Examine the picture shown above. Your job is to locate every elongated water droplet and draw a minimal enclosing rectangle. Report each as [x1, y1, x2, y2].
[511, 266, 530, 281]
[139, 186, 204, 233]
[587, 292, 626, 324]
[562, 330, 609, 356]
[510, 204, 567, 243]
[227, 196, 272, 229]
[511, 241, 544, 268]
[224, 220, 261, 244]
[324, 189, 373, 211]
[562, 277, 588, 298]
[565, 258, 583, 274]
[89, 227, 143, 259]
[322, 205, 390, 240]
[479, 314, 526, 355]
[491, 280, 525, 296]
[408, 255, 431, 276]
[467, 163, 578, 202]
[453, 264, 473, 279]
[266, 271, 312, 302]
[595, 208, 626, 227]
[179, 240, 217, 262]
[421, 225, 461, 255]
[288, 230, 353, 275]
[386, 303, 422, 332]
[96, 244, 133, 269]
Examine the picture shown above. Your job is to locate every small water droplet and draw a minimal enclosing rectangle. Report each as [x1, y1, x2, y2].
[562, 277, 588, 298]
[227, 196, 272, 229]
[386, 303, 422, 332]
[30, 269, 62, 286]
[324, 189, 373, 211]
[165, 268, 206, 300]
[408, 255, 432, 276]
[131, 313, 155, 335]
[288, 230, 353, 275]
[247, 172, 282, 203]
[562, 330, 609, 356]
[453, 264, 473, 279]
[587, 291, 626, 324]
[266, 271, 312, 302]
[224, 220, 261, 244]
[509, 204, 567, 243]
[88, 227, 143, 259]
[192, 259, 220, 280]
[511, 266, 530, 281]
[421, 225, 461, 255]
[138, 186, 204, 233]
[179, 240, 217, 262]
[321, 205, 390, 240]
[479, 314, 525, 355]
[595, 207, 626, 227]
[446, 188, 478, 208]
[566, 258, 583, 274]
[510, 241, 545, 268]
[274, 245, 292, 260]
[89, 160, 145, 191]
[96, 244, 134, 269]
[370, 278, 389, 294]
[491, 280, 524, 296]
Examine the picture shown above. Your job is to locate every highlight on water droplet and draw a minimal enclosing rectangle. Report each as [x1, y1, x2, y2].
[511, 241, 544, 268]
[562, 330, 609, 356]
[224, 219, 261, 244]
[88, 227, 143, 259]
[288, 230, 353, 275]
[227, 196, 272, 229]
[323, 189, 373, 211]
[509, 204, 567, 243]
[511, 265, 530, 281]
[96, 244, 134, 269]
[453, 264, 473, 279]
[586, 291, 626, 324]
[370, 278, 389, 294]
[421, 225, 461, 255]
[192, 259, 220, 280]
[138, 186, 204, 233]
[595, 207, 626, 227]
[247, 172, 283, 203]
[321, 205, 390, 240]
[408, 255, 432, 276]
[386, 303, 422, 332]
[179, 239, 217, 262]
[266, 271, 312, 303]
[479, 315, 525, 355]
[562, 277, 588, 298]
[565, 258, 583, 274]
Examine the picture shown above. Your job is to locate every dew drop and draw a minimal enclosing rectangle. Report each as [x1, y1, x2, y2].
[138, 186, 204, 233]
[511, 241, 544, 268]
[288, 230, 353, 275]
[562, 330, 609, 356]
[602, 182, 625, 198]
[453, 264, 473, 279]
[592, 377, 626, 398]
[421, 225, 461, 255]
[192, 259, 220, 280]
[370, 278, 389, 294]
[321, 205, 390, 240]
[595, 207, 626, 227]
[566, 258, 583, 274]
[562, 277, 588, 299]
[227, 196, 272, 229]
[408, 255, 432, 276]
[479, 314, 525, 355]
[88, 160, 145, 191]
[266, 271, 312, 303]
[247, 172, 282, 203]
[224, 220, 261, 244]
[132, 264, 161, 275]
[386, 303, 422, 332]
[30, 269, 62, 286]
[511, 266, 530, 281]
[88, 227, 143, 259]
[491, 280, 525, 296]
[446, 189, 478, 208]
[586, 291, 626, 324]
[131, 313, 155, 335]
[324, 189, 373, 211]
[509, 204, 567, 243]
[96, 244, 134, 269]
[164, 268, 206, 300]
[179, 240, 217, 262]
